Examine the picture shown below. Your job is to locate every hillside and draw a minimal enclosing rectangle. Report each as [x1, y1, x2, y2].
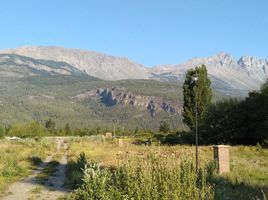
[0, 53, 230, 130]
[0, 54, 188, 130]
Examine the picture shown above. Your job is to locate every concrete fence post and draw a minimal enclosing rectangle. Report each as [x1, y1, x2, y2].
[213, 145, 230, 174]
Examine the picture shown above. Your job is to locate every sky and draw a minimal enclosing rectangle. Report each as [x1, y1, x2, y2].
[0, 0, 267, 66]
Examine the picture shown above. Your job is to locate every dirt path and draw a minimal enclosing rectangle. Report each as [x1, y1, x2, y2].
[40, 142, 69, 200]
[2, 138, 69, 200]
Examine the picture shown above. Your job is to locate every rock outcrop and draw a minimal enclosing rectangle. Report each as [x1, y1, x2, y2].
[74, 87, 182, 116]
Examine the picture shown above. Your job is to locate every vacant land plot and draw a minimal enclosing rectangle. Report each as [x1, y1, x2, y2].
[0, 136, 267, 199]
[65, 136, 268, 199]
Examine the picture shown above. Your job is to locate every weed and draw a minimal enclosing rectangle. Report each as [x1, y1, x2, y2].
[30, 186, 43, 193]
[0, 138, 55, 191]
[36, 160, 60, 184]
[64, 138, 268, 199]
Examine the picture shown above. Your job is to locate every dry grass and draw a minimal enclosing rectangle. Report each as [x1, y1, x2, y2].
[66, 137, 268, 199]
[67, 138, 214, 168]
[0, 138, 55, 192]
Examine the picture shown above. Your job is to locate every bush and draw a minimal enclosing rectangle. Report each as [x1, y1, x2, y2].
[0, 125, 5, 138]
[65, 153, 88, 189]
[65, 152, 214, 199]
[8, 122, 47, 137]
[158, 121, 170, 133]
[28, 156, 42, 166]
[154, 131, 194, 145]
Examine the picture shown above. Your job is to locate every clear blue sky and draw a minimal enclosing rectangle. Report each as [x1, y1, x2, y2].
[0, 0, 267, 66]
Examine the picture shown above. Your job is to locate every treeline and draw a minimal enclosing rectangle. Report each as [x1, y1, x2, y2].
[199, 83, 268, 145]
[0, 121, 104, 138]
[0, 119, 153, 138]
[1, 83, 267, 145]
[158, 83, 268, 145]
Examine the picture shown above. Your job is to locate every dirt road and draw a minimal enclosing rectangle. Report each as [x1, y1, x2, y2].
[2, 138, 69, 200]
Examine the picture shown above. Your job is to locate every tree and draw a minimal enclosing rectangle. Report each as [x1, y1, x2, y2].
[0, 125, 5, 138]
[45, 118, 56, 132]
[159, 121, 170, 133]
[262, 79, 268, 91]
[199, 82, 268, 145]
[65, 123, 72, 135]
[199, 99, 239, 144]
[183, 65, 212, 130]
[8, 121, 46, 137]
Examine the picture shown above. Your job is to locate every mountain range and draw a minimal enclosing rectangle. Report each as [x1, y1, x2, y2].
[0, 46, 267, 129]
[1, 46, 268, 96]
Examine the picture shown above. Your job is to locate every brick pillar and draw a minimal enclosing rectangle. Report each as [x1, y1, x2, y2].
[213, 145, 230, 174]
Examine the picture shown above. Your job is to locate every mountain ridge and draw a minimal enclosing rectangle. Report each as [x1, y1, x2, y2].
[0, 46, 149, 80]
[0, 48, 250, 129]
[1, 46, 268, 96]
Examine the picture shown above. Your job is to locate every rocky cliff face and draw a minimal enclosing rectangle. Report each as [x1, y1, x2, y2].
[74, 87, 181, 116]
[238, 56, 268, 79]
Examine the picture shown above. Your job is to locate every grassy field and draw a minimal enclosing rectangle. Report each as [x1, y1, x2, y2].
[0, 138, 55, 192]
[65, 136, 268, 199]
[0, 136, 267, 199]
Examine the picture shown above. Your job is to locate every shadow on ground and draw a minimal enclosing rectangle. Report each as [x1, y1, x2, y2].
[211, 176, 268, 200]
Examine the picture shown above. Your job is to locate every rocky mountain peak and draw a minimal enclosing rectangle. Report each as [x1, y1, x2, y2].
[238, 56, 268, 78]
[238, 56, 268, 67]
[1, 46, 268, 95]
[213, 52, 233, 60]
[206, 52, 237, 68]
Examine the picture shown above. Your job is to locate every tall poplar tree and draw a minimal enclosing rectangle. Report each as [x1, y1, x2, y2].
[183, 65, 212, 130]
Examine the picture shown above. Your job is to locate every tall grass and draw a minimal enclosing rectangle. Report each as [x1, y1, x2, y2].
[65, 138, 268, 199]
[65, 150, 214, 200]
[0, 138, 55, 191]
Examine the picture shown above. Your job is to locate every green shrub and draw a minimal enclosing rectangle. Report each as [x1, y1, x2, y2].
[256, 143, 263, 153]
[28, 156, 42, 166]
[0, 125, 5, 138]
[65, 152, 214, 200]
[8, 121, 47, 137]
[65, 153, 88, 189]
